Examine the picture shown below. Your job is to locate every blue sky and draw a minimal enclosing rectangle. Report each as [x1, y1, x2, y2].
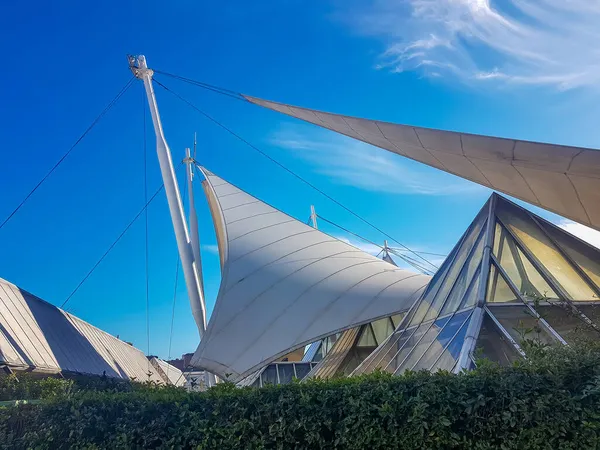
[1, 0, 599, 360]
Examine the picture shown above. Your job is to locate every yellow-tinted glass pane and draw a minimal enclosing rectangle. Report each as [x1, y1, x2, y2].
[371, 317, 395, 345]
[493, 222, 502, 257]
[487, 265, 519, 303]
[494, 224, 524, 289]
[541, 223, 600, 295]
[497, 203, 596, 301]
[356, 325, 377, 347]
[391, 314, 404, 328]
[515, 246, 559, 300]
[494, 221, 559, 299]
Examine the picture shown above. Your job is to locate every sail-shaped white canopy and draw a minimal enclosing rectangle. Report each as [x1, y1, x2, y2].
[244, 96, 600, 232]
[190, 168, 430, 381]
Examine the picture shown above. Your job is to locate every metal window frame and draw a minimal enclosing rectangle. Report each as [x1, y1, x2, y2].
[495, 216, 600, 333]
[527, 212, 600, 298]
[483, 306, 527, 358]
[453, 194, 497, 372]
[383, 216, 490, 374]
[490, 255, 567, 345]
[495, 214, 572, 301]
[401, 263, 482, 374]
[427, 309, 474, 372]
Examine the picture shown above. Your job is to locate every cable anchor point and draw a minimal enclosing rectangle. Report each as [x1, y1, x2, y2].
[128, 54, 153, 79]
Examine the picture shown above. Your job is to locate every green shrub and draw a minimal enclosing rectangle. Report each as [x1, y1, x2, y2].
[0, 374, 73, 402]
[1, 343, 600, 449]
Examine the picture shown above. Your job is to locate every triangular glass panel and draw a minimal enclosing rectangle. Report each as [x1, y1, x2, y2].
[371, 317, 395, 345]
[475, 311, 520, 366]
[514, 246, 559, 300]
[540, 222, 600, 295]
[312, 342, 323, 362]
[459, 265, 481, 309]
[386, 322, 433, 374]
[390, 314, 404, 328]
[429, 311, 473, 372]
[496, 198, 596, 301]
[535, 304, 599, 344]
[412, 214, 488, 324]
[486, 305, 557, 346]
[405, 310, 473, 373]
[356, 324, 377, 347]
[487, 265, 519, 303]
[493, 222, 558, 300]
[438, 227, 486, 316]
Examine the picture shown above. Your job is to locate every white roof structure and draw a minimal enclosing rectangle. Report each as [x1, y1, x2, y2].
[0, 277, 178, 384]
[149, 357, 185, 386]
[190, 168, 431, 381]
[245, 96, 600, 232]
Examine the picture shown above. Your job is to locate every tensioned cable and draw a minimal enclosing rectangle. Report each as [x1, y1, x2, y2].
[386, 248, 435, 275]
[316, 213, 438, 273]
[153, 70, 244, 102]
[389, 248, 447, 258]
[61, 183, 165, 310]
[142, 90, 151, 368]
[318, 215, 435, 275]
[166, 254, 181, 382]
[0, 76, 136, 232]
[152, 79, 438, 271]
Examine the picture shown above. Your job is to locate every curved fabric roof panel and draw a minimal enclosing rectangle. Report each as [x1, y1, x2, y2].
[0, 277, 178, 384]
[244, 96, 600, 231]
[190, 168, 430, 381]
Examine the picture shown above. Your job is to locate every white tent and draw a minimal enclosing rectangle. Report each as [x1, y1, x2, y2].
[0, 277, 179, 384]
[245, 96, 600, 232]
[190, 168, 431, 381]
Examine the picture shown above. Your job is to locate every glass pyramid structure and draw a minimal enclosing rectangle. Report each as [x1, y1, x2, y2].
[353, 193, 600, 376]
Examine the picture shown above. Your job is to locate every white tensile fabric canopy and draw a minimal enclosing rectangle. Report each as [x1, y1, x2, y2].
[244, 96, 600, 232]
[0, 277, 180, 384]
[190, 168, 431, 381]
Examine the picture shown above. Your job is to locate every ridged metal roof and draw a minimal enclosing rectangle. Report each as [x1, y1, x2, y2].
[0, 277, 178, 384]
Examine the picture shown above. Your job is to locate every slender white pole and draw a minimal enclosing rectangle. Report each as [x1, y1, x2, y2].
[130, 55, 206, 336]
[310, 205, 318, 229]
[185, 147, 205, 298]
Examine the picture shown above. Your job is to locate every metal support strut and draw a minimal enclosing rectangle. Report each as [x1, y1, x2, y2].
[129, 55, 207, 336]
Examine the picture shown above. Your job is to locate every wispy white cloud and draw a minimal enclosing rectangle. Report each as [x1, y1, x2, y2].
[202, 244, 219, 254]
[555, 220, 600, 250]
[336, 236, 383, 256]
[270, 123, 484, 196]
[342, 0, 600, 89]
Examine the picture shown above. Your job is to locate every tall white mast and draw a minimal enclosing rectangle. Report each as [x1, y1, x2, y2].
[184, 146, 204, 295]
[129, 55, 207, 335]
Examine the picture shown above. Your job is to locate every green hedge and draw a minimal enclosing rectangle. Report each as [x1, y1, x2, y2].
[0, 372, 144, 402]
[1, 344, 600, 449]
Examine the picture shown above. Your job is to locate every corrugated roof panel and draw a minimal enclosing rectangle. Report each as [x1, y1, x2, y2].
[0, 277, 172, 384]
